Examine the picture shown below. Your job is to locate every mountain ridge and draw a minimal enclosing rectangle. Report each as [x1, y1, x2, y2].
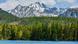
[7, 2, 78, 18]
[8, 2, 60, 18]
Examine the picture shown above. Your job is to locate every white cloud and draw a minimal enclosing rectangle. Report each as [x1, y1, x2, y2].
[66, 0, 75, 3]
[39, 0, 56, 6]
[18, 0, 56, 7]
[0, 0, 56, 10]
[70, 5, 78, 8]
[56, 0, 76, 3]
[0, 0, 19, 10]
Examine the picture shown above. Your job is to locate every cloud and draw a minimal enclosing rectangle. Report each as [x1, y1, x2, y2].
[56, 0, 76, 4]
[70, 5, 78, 8]
[56, 0, 77, 8]
[0, 0, 18, 10]
[0, 0, 56, 10]
[39, 0, 56, 6]
[66, 0, 75, 3]
[17, 0, 56, 7]
[0, 0, 77, 10]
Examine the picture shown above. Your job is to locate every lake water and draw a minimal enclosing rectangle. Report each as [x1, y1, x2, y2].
[0, 41, 78, 44]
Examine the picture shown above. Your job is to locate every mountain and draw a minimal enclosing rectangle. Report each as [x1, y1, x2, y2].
[60, 8, 78, 18]
[0, 9, 19, 23]
[9, 2, 65, 18]
[8, 2, 78, 18]
[8, 2, 46, 17]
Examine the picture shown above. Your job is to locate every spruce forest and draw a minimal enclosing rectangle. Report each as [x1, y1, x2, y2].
[0, 17, 78, 41]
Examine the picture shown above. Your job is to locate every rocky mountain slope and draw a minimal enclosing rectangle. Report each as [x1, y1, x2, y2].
[7, 2, 78, 18]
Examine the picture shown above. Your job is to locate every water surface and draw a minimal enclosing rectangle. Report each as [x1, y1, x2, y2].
[0, 41, 77, 44]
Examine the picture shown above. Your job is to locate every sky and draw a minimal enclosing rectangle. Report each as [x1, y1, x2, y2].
[0, 0, 78, 10]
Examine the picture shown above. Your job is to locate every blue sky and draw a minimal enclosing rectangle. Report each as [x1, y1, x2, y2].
[0, 0, 78, 10]
[0, 0, 6, 3]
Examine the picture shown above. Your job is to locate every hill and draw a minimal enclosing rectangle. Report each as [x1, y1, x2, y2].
[0, 9, 19, 23]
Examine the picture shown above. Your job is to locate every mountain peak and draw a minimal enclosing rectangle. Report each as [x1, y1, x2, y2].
[29, 2, 46, 8]
[8, 2, 47, 17]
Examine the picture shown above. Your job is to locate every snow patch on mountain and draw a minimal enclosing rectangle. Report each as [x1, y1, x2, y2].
[8, 2, 67, 18]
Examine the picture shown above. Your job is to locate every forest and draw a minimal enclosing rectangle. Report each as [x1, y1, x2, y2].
[0, 17, 78, 41]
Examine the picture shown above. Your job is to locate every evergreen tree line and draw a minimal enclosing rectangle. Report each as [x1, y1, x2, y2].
[0, 20, 78, 41]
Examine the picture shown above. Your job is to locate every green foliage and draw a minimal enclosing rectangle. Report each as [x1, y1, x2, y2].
[0, 9, 19, 23]
[0, 17, 78, 41]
